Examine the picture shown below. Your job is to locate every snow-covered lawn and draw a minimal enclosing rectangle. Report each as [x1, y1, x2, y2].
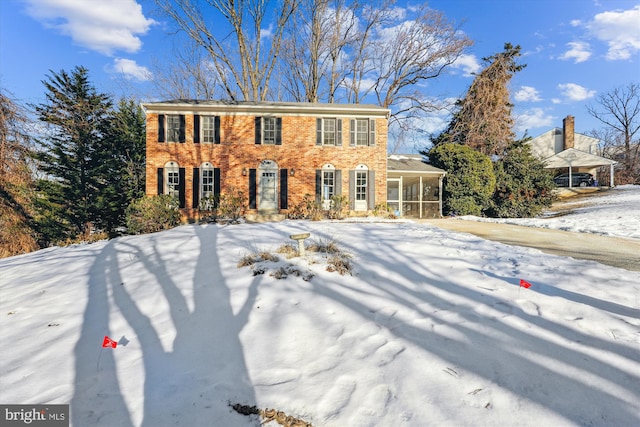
[1, 190, 639, 426]
[456, 185, 640, 240]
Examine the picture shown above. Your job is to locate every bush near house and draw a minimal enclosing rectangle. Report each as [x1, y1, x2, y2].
[125, 195, 180, 234]
[428, 143, 496, 216]
[488, 144, 557, 218]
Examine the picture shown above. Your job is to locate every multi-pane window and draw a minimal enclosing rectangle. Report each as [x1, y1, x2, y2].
[355, 119, 369, 146]
[202, 116, 216, 143]
[263, 117, 277, 144]
[324, 119, 336, 145]
[202, 168, 214, 198]
[167, 168, 180, 199]
[323, 171, 335, 201]
[167, 115, 182, 142]
[356, 171, 367, 200]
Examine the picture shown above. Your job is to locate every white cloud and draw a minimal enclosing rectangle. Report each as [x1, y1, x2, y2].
[111, 58, 152, 81]
[559, 41, 592, 63]
[557, 83, 596, 101]
[451, 54, 481, 76]
[23, 0, 156, 56]
[514, 86, 541, 102]
[514, 108, 555, 133]
[586, 5, 640, 60]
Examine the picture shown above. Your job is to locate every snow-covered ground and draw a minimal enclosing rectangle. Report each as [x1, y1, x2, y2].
[456, 184, 640, 240]
[1, 188, 639, 427]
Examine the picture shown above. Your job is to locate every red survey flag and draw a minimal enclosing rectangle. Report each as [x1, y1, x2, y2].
[520, 279, 532, 289]
[102, 336, 118, 348]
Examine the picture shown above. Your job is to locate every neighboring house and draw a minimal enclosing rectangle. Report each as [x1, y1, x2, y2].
[528, 115, 617, 187]
[142, 100, 390, 220]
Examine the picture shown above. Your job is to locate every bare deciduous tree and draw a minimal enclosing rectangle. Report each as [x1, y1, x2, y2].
[0, 90, 39, 256]
[587, 83, 640, 184]
[151, 39, 222, 100]
[156, 0, 298, 101]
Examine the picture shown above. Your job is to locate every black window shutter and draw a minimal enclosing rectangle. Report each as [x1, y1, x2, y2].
[337, 119, 343, 146]
[214, 168, 221, 204]
[315, 170, 322, 204]
[369, 119, 376, 146]
[316, 118, 322, 145]
[193, 115, 200, 143]
[214, 116, 221, 144]
[280, 169, 288, 209]
[255, 117, 262, 144]
[249, 169, 257, 209]
[193, 168, 200, 208]
[179, 115, 186, 143]
[157, 168, 164, 194]
[335, 170, 342, 194]
[158, 115, 165, 143]
[368, 170, 375, 210]
[276, 117, 282, 145]
[178, 168, 186, 208]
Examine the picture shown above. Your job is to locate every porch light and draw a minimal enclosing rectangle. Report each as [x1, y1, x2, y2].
[290, 168, 295, 176]
[242, 168, 247, 176]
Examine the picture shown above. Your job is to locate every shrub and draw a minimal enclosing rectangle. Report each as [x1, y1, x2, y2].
[288, 194, 322, 220]
[373, 203, 397, 219]
[428, 143, 496, 216]
[327, 194, 348, 219]
[487, 143, 557, 217]
[125, 195, 180, 234]
[218, 189, 246, 222]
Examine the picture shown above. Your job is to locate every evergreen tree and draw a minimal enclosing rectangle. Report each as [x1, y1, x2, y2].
[488, 142, 556, 218]
[428, 143, 495, 216]
[32, 66, 114, 240]
[95, 98, 146, 234]
[432, 43, 525, 156]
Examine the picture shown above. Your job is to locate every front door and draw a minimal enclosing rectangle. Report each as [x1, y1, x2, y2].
[258, 160, 278, 212]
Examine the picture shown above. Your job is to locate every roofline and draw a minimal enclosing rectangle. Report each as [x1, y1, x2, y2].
[141, 100, 390, 118]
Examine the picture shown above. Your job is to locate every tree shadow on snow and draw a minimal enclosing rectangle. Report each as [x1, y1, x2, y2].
[72, 225, 259, 426]
[307, 223, 639, 426]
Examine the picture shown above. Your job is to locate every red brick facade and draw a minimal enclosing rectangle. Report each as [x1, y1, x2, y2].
[143, 101, 389, 220]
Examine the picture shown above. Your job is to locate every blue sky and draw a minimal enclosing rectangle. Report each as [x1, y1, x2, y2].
[1, 0, 639, 144]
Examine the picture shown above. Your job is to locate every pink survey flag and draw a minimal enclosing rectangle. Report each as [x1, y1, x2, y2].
[520, 279, 532, 289]
[102, 336, 118, 348]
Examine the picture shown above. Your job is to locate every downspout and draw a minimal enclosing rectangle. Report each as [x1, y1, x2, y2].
[439, 173, 445, 217]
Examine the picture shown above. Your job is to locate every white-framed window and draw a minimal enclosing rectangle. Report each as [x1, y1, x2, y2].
[316, 118, 342, 146]
[201, 162, 215, 198]
[263, 117, 277, 144]
[350, 119, 376, 146]
[167, 115, 182, 142]
[165, 161, 180, 199]
[322, 163, 336, 209]
[201, 116, 216, 143]
[356, 171, 367, 200]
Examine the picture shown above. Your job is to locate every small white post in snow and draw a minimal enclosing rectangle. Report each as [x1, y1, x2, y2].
[290, 233, 310, 256]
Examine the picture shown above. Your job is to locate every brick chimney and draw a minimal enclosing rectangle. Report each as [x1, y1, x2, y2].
[563, 115, 575, 150]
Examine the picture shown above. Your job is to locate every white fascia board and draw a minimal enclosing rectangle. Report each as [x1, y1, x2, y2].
[141, 101, 390, 119]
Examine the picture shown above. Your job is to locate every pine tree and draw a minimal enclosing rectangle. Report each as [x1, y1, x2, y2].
[32, 66, 114, 240]
[433, 43, 525, 156]
[95, 98, 146, 234]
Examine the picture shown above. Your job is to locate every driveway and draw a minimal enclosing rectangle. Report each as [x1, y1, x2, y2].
[420, 219, 640, 271]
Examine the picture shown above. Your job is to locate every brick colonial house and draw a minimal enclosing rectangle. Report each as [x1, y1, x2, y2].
[142, 100, 391, 220]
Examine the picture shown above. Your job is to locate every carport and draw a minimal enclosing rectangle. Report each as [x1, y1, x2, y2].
[543, 148, 617, 187]
[387, 155, 446, 218]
